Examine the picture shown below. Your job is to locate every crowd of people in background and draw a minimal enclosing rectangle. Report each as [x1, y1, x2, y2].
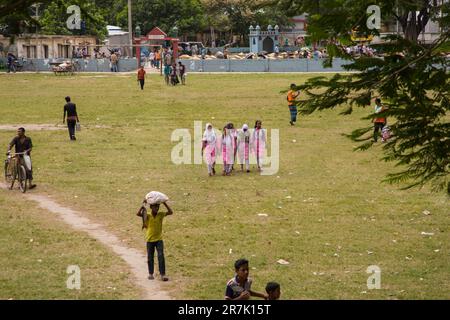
[343, 44, 377, 57]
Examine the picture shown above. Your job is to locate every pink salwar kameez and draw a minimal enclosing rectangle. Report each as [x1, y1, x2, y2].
[221, 130, 234, 175]
[251, 126, 266, 170]
[202, 123, 217, 175]
[237, 124, 251, 171]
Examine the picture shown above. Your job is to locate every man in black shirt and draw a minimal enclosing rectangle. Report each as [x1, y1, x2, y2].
[63, 96, 80, 141]
[7, 127, 36, 189]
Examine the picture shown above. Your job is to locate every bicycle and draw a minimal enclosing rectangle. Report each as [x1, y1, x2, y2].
[4, 152, 29, 193]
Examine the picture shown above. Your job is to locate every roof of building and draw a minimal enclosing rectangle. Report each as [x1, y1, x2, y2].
[107, 25, 129, 36]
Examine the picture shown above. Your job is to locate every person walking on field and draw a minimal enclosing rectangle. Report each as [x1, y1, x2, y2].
[137, 66, 146, 90]
[164, 64, 171, 85]
[155, 49, 161, 69]
[237, 124, 251, 172]
[110, 52, 119, 72]
[221, 126, 234, 176]
[178, 61, 186, 85]
[7, 127, 36, 189]
[251, 120, 266, 172]
[226, 123, 238, 171]
[287, 84, 300, 125]
[373, 98, 387, 142]
[170, 62, 179, 86]
[63, 96, 80, 141]
[202, 123, 217, 176]
[138, 195, 173, 282]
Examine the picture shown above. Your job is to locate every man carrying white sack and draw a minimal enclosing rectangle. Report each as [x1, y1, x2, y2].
[137, 191, 173, 281]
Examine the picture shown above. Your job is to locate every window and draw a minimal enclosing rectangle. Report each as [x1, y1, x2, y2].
[58, 44, 70, 58]
[43, 45, 49, 59]
[22, 45, 37, 58]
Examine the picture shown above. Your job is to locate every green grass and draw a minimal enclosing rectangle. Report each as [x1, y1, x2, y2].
[0, 189, 139, 299]
[0, 72, 448, 299]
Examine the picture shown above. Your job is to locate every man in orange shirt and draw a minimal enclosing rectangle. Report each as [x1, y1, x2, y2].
[373, 98, 387, 142]
[287, 83, 300, 125]
[137, 66, 146, 90]
[155, 49, 161, 69]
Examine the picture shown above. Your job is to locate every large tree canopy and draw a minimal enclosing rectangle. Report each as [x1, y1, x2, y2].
[0, 0, 107, 39]
[279, 0, 450, 194]
[39, 0, 107, 39]
[112, 0, 207, 36]
[202, 0, 293, 44]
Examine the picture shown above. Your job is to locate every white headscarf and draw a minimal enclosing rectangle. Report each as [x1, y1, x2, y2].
[203, 123, 216, 143]
[242, 124, 249, 131]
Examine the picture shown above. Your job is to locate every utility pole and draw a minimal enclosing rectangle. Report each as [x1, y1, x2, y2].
[128, 0, 132, 57]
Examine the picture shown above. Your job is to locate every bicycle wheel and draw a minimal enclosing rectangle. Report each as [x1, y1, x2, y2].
[4, 160, 13, 183]
[18, 165, 27, 193]
[9, 166, 16, 190]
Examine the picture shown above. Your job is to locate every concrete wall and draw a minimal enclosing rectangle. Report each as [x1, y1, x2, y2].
[0, 57, 138, 72]
[0, 57, 354, 72]
[182, 58, 352, 73]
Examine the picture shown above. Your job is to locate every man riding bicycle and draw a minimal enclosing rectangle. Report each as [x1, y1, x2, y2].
[7, 127, 36, 189]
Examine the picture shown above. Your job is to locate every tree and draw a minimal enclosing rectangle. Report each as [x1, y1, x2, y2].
[114, 0, 207, 37]
[202, 0, 293, 45]
[279, 0, 450, 194]
[0, 1, 51, 37]
[1, 0, 107, 39]
[39, 0, 107, 39]
[267, 0, 446, 42]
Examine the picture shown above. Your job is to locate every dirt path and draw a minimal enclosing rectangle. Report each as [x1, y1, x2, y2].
[0, 183, 171, 300]
[0, 123, 111, 131]
[0, 124, 111, 131]
[0, 124, 65, 131]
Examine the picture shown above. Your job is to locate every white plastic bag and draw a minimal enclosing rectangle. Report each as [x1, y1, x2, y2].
[23, 155, 32, 171]
[145, 191, 169, 205]
[76, 122, 81, 131]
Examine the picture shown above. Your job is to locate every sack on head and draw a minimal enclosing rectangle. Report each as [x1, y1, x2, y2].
[145, 191, 169, 205]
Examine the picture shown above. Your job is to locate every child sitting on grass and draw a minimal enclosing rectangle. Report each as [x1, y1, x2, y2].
[224, 258, 268, 300]
[265, 281, 281, 300]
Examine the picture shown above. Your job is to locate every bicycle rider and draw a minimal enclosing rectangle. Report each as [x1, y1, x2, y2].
[6, 127, 36, 189]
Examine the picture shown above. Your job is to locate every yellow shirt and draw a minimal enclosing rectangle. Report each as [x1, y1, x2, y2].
[145, 211, 167, 242]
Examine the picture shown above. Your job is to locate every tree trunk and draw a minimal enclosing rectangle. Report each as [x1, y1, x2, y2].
[396, 4, 431, 42]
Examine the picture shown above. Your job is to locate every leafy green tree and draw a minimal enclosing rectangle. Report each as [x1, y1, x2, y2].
[114, 0, 207, 37]
[0, 0, 107, 39]
[280, 0, 450, 194]
[0, 0, 49, 36]
[39, 0, 107, 39]
[202, 0, 293, 45]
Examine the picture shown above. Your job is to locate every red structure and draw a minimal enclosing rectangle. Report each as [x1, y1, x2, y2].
[134, 27, 179, 68]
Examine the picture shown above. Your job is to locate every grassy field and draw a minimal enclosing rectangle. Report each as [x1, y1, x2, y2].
[0, 186, 138, 299]
[0, 72, 448, 300]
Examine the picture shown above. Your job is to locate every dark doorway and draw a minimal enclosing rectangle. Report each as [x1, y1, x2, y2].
[263, 37, 274, 53]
